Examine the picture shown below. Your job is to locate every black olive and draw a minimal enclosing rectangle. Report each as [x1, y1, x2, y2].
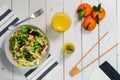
[19, 42, 24, 48]
[25, 52, 31, 61]
[27, 29, 31, 33]
[30, 31, 40, 36]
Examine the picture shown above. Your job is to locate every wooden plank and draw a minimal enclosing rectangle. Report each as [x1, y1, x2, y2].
[11, 0, 29, 80]
[0, 1, 13, 80]
[29, 0, 46, 32]
[12, 0, 29, 24]
[29, 1, 63, 80]
[0, 0, 11, 8]
[0, 0, 118, 80]
[64, 0, 82, 80]
[0, 48, 13, 80]
[80, 0, 99, 80]
[46, 0, 64, 80]
[29, 0, 63, 79]
[99, 0, 117, 69]
[117, 0, 120, 73]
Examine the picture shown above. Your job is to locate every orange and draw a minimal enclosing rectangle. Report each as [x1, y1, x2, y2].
[91, 4, 106, 24]
[82, 18, 96, 31]
[92, 7, 106, 20]
[77, 3, 92, 19]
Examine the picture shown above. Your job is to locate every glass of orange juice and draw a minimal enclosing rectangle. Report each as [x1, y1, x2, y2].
[52, 12, 71, 32]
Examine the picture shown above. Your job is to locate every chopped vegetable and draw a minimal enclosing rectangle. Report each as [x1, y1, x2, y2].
[9, 25, 48, 67]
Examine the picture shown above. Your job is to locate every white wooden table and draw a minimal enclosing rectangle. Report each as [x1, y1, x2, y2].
[0, 0, 120, 80]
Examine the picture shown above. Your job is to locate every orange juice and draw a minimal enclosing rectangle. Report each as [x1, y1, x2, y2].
[52, 12, 71, 32]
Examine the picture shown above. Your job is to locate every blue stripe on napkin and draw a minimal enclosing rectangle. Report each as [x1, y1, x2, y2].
[23, 54, 60, 80]
[0, 5, 60, 80]
[36, 61, 58, 80]
[24, 54, 51, 77]
[0, 9, 12, 21]
[0, 5, 19, 37]
[24, 68, 37, 77]
[0, 17, 19, 36]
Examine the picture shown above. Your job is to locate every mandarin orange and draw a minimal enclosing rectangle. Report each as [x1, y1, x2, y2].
[82, 18, 96, 31]
[77, 3, 92, 20]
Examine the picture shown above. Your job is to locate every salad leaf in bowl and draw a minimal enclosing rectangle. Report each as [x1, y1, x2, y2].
[5, 25, 49, 69]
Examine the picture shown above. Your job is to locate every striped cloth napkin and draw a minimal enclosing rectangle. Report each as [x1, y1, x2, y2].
[0, 4, 19, 47]
[22, 54, 60, 80]
[0, 4, 60, 80]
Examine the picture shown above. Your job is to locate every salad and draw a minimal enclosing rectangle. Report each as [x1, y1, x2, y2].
[9, 25, 48, 67]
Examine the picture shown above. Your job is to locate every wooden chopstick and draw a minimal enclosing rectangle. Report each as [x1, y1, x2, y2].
[75, 31, 109, 66]
[80, 42, 119, 72]
[70, 42, 119, 77]
[69, 31, 109, 77]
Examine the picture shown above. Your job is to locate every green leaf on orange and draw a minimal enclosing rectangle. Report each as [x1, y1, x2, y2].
[95, 14, 99, 24]
[77, 9, 83, 13]
[93, 3, 101, 12]
[98, 3, 101, 11]
[79, 11, 86, 20]
[85, 22, 90, 30]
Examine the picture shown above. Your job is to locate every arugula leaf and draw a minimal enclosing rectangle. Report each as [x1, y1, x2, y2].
[34, 41, 41, 49]
[29, 55, 34, 62]
[23, 48, 28, 56]
[20, 25, 32, 33]
[13, 34, 28, 43]
[31, 30, 41, 36]
[9, 40, 15, 48]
